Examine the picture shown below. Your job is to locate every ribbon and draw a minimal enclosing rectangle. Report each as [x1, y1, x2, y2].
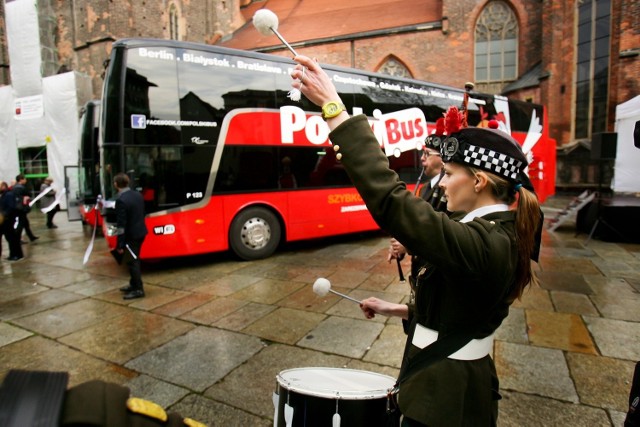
[28, 186, 54, 207]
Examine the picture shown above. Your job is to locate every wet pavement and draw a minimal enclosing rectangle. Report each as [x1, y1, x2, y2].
[1, 195, 639, 426]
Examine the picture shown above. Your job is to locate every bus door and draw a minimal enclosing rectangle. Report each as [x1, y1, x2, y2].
[64, 165, 83, 221]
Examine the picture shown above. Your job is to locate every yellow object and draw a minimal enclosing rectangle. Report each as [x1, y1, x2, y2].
[184, 418, 207, 427]
[321, 101, 346, 120]
[126, 397, 168, 422]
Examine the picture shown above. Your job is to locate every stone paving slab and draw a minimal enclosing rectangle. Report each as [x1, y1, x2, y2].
[583, 316, 640, 361]
[192, 274, 262, 296]
[550, 290, 600, 316]
[11, 298, 130, 338]
[179, 297, 248, 325]
[498, 390, 611, 427]
[512, 286, 554, 311]
[494, 341, 578, 403]
[232, 278, 306, 304]
[0, 289, 85, 320]
[537, 271, 594, 294]
[0, 322, 33, 346]
[61, 275, 124, 296]
[151, 293, 215, 318]
[126, 374, 190, 408]
[126, 326, 264, 392]
[213, 302, 277, 332]
[243, 307, 326, 345]
[126, 285, 193, 311]
[526, 310, 597, 354]
[170, 393, 270, 426]
[0, 335, 137, 387]
[538, 257, 603, 275]
[0, 278, 48, 303]
[362, 323, 405, 368]
[59, 311, 194, 364]
[589, 284, 640, 322]
[275, 284, 341, 313]
[566, 352, 636, 412]
[495, 307, 528, 344]
[298, 316, 385, 358]
[626, 277, 640, 292]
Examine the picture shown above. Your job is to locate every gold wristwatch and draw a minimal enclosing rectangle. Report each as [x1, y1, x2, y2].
[321, 101, 346, 120]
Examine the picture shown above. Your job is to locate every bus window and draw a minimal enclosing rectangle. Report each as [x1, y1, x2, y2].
[123, 47, 181, 146]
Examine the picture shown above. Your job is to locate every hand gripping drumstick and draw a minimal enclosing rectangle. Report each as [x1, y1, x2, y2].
[313, 278, 361, 304]
[252, 9, 304, 101]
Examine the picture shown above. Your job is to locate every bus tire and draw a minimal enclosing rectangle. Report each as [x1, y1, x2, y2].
[229, 207, 281, 260]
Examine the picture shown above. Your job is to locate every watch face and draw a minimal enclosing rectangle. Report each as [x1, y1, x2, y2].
[327, 103, 338, 114]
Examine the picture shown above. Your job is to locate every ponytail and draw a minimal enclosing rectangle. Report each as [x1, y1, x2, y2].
[511, 186, 541, 300]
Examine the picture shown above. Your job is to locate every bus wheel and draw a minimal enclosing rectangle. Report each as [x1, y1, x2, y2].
[229, 207, 281, 260]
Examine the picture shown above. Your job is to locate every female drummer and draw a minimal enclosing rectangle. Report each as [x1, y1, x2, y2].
[290, 55, 542, 427]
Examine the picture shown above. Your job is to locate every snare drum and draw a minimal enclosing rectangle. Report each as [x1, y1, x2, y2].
[273, 367, 399, 427]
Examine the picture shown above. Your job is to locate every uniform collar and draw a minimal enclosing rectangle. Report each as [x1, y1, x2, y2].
[429, 174, 440, 188]
[460, 204, 510, 223]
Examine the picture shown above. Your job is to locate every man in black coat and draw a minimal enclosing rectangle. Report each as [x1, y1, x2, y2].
[12, 174, 38, 243]
[0, 180, 24, 261]
[113, 173, 148, 300]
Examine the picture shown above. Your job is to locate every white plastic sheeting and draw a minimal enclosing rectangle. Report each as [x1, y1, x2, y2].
[0, 86, 20, 181]
[0, 72, 91, 208]
[613, 95, 640, 193]
[5, 0, 42, 97]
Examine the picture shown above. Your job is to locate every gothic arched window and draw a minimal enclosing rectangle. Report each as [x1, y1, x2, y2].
[378, 56, 411, 79]
[169, 4, 180, 40]
[475, 1, 518, 83]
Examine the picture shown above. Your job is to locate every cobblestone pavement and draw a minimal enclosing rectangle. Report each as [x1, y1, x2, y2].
[1, 195, 639, 426]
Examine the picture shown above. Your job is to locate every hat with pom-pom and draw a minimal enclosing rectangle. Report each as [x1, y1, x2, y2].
[440, 106, 532, 190]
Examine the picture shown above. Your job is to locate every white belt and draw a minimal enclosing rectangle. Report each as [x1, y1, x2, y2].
[411, 323, 494, 360]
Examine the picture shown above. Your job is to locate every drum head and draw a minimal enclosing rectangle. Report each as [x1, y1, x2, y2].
[277, 367, 395, 399]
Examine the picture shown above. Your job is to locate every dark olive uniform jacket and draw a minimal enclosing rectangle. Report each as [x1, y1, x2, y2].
[330, 115, 520, 426]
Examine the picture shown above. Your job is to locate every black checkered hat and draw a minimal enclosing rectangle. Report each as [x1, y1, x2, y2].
[441, 127, 529, 185]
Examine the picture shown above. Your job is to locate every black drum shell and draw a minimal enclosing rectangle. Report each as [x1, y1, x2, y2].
[275, 382, 400, 427]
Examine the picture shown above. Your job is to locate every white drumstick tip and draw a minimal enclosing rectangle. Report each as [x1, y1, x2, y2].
[312, 278, 331, 297]
[253, 9, 279, 36]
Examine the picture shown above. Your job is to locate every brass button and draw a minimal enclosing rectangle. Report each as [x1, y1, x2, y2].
[333, 145, 340, 152]
[336, 153, 342, 160]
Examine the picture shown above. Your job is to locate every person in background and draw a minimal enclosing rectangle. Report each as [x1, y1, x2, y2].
[113, 173, 148, 300]
[290, 55, 542, 426]
[388, 121, 449, 290]
[39, 177, 60, 229]
[12, 174, 38, 243]
[0, 180, 24, 261]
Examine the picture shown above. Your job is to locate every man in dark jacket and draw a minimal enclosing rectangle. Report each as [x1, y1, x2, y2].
[0, 180, 24, 261]
[13, 174, 38, 243]
[113, 173, 148, 300]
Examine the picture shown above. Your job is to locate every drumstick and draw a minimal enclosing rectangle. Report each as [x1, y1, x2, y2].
[252, 9, 298, 57]
[313, 278, 361, 304]
[252, 9, 303, 101]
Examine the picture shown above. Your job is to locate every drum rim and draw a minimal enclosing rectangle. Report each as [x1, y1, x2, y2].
[276, 367, 396, 399]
